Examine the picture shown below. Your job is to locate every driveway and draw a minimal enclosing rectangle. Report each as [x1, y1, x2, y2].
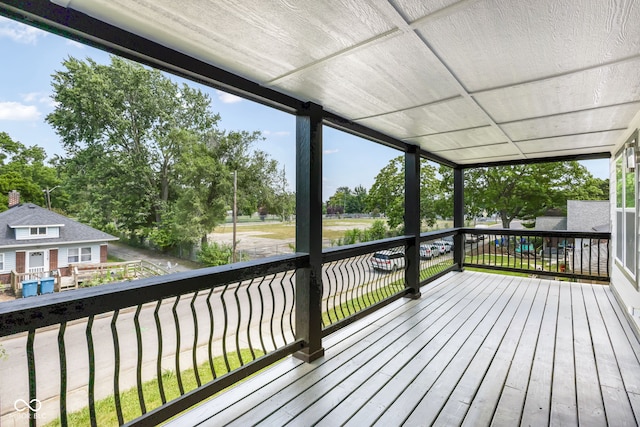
[107, 242, 202, 273]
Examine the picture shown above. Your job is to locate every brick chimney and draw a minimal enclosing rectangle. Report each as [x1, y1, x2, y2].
[8, 190, 20, 208]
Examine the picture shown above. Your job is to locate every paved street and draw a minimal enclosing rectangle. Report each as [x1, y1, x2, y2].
[0, 249, 425, 426]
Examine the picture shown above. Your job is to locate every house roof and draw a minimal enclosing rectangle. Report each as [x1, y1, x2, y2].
[535, 216, 567, 231]
[0, 204, 118, 248]
[567, 200, 610, 232]
[2, 0, 635, 167]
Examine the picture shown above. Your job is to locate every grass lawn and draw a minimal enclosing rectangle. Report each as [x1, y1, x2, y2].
[213, 217, 379, 241]
[213, 217, 458, 242]
[45, 349, 262, 427]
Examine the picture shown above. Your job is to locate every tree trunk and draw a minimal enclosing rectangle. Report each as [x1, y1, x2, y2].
[500, 212, 512, 228]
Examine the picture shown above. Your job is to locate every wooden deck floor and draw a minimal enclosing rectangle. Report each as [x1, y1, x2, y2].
[169, 271, 640, 426]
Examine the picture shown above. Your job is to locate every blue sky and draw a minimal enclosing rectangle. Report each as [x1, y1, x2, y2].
[0, 17, 609, 202]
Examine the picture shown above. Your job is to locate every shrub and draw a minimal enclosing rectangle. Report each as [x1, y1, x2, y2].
[197, 242, 233, 266]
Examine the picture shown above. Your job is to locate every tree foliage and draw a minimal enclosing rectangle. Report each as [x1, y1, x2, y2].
[47, 56, 289, 250]
[465, 161, 607, 228]
[367, 156, 439, 229]
[0, 132, 62, 211]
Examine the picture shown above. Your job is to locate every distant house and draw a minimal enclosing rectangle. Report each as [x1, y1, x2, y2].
[534, 216, 567, 231]
[535, 200, 609, 274]
[0, 191, 118, 283]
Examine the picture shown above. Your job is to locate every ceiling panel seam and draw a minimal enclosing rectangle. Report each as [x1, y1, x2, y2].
[403, 125, 493, 140]
[400, 14, 527, 158]
[352, 95, 463, 121]
[520, 146, 617, 156]
[470, 53, 640, 96]
[432, 141, 511, 153]
[495, 100, 640, 125]
[512, 128, 628, 144]
[264, 28, 402, 86]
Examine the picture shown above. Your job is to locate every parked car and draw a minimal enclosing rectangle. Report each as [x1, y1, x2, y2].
[432, 241, 447, 255]
[433, 240, 451, 253]
[419, 244, 434, 259]
[442, 236, 454, 250]
[371, 250, 405, 272]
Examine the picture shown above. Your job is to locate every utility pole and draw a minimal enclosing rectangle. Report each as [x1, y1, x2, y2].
[43, 186, 59, 210]
[232, 170, 237, 263]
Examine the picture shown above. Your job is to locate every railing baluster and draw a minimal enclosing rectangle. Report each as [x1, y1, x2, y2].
[220, 283, 231, 373]
[133, 305, 146, 413]
[153, 301, 166, 405]
[58, 322, 68, 427]
[257, 276, 267, 354]
[190, 291, 201, 387]
[26, 329, 36, 427]
[233, 280, 244, 366]
[86, 316, 97, 427]
[205, 287, 217, 379]
[245, 279, 257, 359]
[111, 310, 124, 425]
[172, 296, 184, 395]
[288, 270, 297, 341]
[267, 274, 278, 351]
[336, 258, 348, 320]
[278, 271, 289, 345]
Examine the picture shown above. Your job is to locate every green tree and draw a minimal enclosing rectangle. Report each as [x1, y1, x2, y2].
[47, 56, 285, 250]
[465, 161, 605, 228]
[327, 186, 352, 215]
[0, 132, 62, 211]
[367, 156, 439, 229]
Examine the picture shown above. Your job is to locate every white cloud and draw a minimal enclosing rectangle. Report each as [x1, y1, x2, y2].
[324, 149, 340, 155]
[216, 90, 243, 104]
[0, 102, 41, 121]
[65, 39, 85, 49]
[263, 130, 291, 137]
[21, 92, 56, 107]
[0, 17, 47, 44]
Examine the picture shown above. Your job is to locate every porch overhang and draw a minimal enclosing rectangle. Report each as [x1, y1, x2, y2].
[0, 0, 636, 166]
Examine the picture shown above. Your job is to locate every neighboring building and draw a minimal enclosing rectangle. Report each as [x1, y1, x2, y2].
[534, 216, 567, 231]
[535, 200, 610, 233]
[535, 200, 610, 274]
[0, 191, 118, 283]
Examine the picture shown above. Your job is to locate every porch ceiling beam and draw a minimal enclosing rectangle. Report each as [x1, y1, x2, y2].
[0, 0, 304, 114]
[323, 112, 459, 168]
[462, 151, 611, 170]
[0, 0, 461, 170]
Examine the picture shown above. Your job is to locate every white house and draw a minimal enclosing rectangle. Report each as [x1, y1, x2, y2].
[0, 191, 118, 283]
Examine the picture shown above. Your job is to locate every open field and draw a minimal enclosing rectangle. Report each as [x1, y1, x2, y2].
[212, 218, 379, 242]
[212, 218, 456, 243]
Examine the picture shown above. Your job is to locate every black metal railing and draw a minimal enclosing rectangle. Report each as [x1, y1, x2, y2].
[0, 254, 306, 427]
[0, 227, 611, 426]
[320, 232, 458, 336]
[321, 236, 409, 335]
[419, 230, 458, 284]
[462, 228, 611, 282]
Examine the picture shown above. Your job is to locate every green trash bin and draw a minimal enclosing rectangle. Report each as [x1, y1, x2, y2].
[22, 279, 38, 298]
[40, 277, 55, 294]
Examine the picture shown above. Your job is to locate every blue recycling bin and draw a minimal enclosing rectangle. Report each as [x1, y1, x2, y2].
[40, 277, 55, 295]
[22, 279, 38, 298]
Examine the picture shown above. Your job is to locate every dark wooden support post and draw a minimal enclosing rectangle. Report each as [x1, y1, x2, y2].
[404, 146, 421, 298]
[294, 102, 325, 363]
[453, 167, 465, 271]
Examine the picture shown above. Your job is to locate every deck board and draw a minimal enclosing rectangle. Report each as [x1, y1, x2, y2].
[168, 272, 640, 427]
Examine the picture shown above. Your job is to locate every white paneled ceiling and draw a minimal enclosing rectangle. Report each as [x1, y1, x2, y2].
[45, 0, 640, 165]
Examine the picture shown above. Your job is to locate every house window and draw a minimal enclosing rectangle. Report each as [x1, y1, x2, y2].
[615, 136, 637, 282]
[0, 253, 4, 271]
[68, 247, 92, 263]
[29, 227, 47, 236]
